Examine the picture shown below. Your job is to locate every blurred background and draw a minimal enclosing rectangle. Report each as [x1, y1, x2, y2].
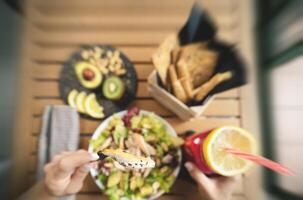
[0, 0, 302, 199]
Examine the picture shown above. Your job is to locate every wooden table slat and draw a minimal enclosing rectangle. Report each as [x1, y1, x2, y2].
[33, 63, 154, 81]
[31, 46, 156, 63]
[33, 0, 235, 7]
[32, 115, 240, 135]
[32, 81, 150, 98]
[31, 62, 240, 96]
[34, 0, 192, 10]
[32, 98, 240, 117]
[33, 0, 237, 14]
[30, 6, 237, 31]
[30, 116, 241, 173]
[32, 29, 239, 46]
[29, 117, 241, 163]
[31, 80, 239, 99]
[31, 13, 186, 31]
[32, 30, 173, 46]
[33, 0, 192, 6]
[35, 8, 189, 18]
[31, 116, 240, 152]
[33, 0, 193, 18]
[32, 14, 236, 32]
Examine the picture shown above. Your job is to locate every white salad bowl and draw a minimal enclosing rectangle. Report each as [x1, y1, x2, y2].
[88, 110, 182, 200]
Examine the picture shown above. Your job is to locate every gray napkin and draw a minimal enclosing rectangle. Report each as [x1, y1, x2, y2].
[36, 105, 80, 200]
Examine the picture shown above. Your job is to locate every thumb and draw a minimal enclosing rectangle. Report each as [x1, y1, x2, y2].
[185, 162, 211, 188]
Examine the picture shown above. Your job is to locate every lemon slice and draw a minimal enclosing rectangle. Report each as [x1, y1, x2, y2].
[75, 91, 87, 113]
[84, 93, 104, 119]
[203, 126, 257, 176]
[67, 89, 78, 108]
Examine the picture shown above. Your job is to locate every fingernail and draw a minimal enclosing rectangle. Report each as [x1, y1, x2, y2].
[185, 162, 193, 171]
[90, 152, 99, 160]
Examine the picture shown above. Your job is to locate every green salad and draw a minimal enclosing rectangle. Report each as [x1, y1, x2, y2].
[90, 107, 183, 200]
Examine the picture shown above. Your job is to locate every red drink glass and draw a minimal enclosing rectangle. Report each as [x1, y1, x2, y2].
[184, 130, 216, 175]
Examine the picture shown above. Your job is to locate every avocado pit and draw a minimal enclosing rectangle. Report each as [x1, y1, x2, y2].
[83, 68, 95, 80]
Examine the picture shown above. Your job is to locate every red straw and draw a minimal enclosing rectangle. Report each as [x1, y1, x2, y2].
[224, 148, 294, 176]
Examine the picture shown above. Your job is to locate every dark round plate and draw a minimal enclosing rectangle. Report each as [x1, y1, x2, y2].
[59, 45, 138, 119]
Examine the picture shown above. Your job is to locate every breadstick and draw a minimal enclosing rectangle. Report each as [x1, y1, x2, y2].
[193, 71, 233, 101]
[171, 48, 181, 65]
[172, 81, 188, 103]
[168, 65, 188, 103]
[177, 60, 193, 98]
[180, 77, 193, 99]
[168, 64, 178, 82]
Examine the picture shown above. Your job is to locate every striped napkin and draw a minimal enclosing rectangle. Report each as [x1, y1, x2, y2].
[36, 105, 80, 200]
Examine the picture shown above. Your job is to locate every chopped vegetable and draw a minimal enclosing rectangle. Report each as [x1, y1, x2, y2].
[130, 176, 144, 191]
[90, 135, 106, 150]
[170, 136, 185, 147]
[119, 173, 129, 191]
[113, 124, 128, 144]
[107, 171, 122, 188]
[144, 134, 158, 142]
[105, 186, 120, 200]
[161, 174, 176, 192]
[98, 173, 107, 184]
[130, 115, 142, 129]
[140, 185, 153, 197]
[97, 137, 112, 151]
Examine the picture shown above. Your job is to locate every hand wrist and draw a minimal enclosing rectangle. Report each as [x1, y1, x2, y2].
[18, 181, 57, 200]
[40, 181, 57, 200]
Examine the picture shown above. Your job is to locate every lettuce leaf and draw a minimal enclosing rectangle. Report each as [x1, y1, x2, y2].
[113, 124, 128, 144]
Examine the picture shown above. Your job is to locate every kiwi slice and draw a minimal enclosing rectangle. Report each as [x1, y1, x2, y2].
[102, 76, 125, 100]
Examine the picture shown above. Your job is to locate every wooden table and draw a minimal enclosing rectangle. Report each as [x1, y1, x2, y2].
[11, 0, 261, 199]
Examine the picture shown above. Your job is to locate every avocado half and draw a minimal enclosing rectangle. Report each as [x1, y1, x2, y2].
[102, 76, 125, 100]
[75, 62, 102, 89]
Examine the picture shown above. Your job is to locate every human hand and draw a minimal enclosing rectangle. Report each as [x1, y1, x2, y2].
[185, 162, 239, 200]
[43, 150, 97, 197]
